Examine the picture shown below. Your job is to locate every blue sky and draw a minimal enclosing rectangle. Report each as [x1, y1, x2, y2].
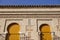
[0, 0, 60, 5]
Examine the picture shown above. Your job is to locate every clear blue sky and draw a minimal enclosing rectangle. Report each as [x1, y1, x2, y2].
[0, 0, 60, 5]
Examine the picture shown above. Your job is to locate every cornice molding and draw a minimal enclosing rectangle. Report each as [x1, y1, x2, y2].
[0, 5, 60, 8]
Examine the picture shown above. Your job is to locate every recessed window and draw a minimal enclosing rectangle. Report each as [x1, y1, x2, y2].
[39, 24, 52, 40]
[5, 23, 20, 40]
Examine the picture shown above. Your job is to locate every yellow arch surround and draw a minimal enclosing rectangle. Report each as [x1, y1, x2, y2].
[39, 24, 52, 40]
[6, 23, 20, 40]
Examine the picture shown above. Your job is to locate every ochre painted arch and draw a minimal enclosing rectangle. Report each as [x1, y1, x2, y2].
[39, 24, 52, 40]
[6, 23, 20, 40]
